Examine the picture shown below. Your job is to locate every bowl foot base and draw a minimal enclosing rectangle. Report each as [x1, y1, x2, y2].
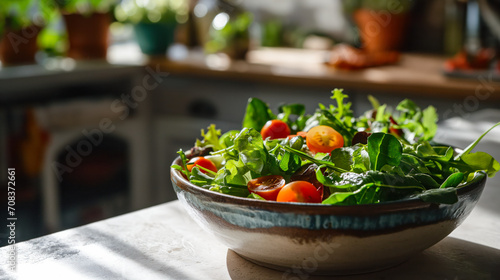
[234, 251, 408, 276]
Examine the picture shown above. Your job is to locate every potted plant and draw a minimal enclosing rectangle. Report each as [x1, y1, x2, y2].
[342, 0, 413, 52]
[204, 11, 252, 60]
[54, 0, 117, 60]
[115, 0, 188, 55]
[0, 0, 57, 65]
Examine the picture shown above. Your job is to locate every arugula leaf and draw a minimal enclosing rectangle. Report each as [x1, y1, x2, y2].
[396, 99, 420, 118]
[282, 145, 348, 173]
[278, 151, 301, 173]
[460, 152, 500, 177]
[315, 167, 342, 188]
[352, 145, 370, 172]
[465, 171, 487, 186]
[370, 120, 391, 134]
[177, 149, 190, 177]
[367, 95, 380, 110]
[455, 122, 500, 159]
[454, 121, 500, 177]
[248, 193, 266, 200]
[189, 167, 215, 187]
[322, 187, 364, 205]
[399, 154, 434, 175]
[421, 106, 438, 141]
[329, 146, 358, 172]
[277, 103, 308, 132]
[278, 104, 306, 120]
[242, 98, 275, 131]
[318, 109, 356, 145]
[415, 143, 454, 162]
[322, 180, 424, 205]
[375, 104, 387, 122]
[440, 172, 464, 188]
[412, 173, 440, 189]
[415, 188, 458, 204]
[210, 185, 250, 197]
[368, 133, 403, 171]
[171, 164, 184, 173]
[333, 171, 424, 189]
[395, 99, 438, 142]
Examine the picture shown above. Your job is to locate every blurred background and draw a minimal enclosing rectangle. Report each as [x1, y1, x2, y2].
[1, 0, 500, 245]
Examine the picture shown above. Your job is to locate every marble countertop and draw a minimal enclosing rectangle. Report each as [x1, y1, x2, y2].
[1, 118, 500, 279]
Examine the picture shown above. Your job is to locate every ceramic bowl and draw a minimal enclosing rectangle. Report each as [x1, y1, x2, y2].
[170, 157, 487, 275]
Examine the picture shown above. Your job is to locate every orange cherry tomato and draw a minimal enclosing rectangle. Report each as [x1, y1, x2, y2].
[276, 181, 322, 203]
[187, 157, 218, 174]
[306, 125, 344, 154]
[247, 175, 286, 201]
[287, 131, 307, 139]
[297, 131, 307, 138]
[261, 120, 291, 140]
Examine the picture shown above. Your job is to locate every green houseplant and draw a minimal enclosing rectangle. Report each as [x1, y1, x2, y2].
[115, 0, 188, 55]
[342, 0, 413, 52]
[205, 11, 252, 60]
[54, 0, 117, 59]
[0, 0, 57, 65]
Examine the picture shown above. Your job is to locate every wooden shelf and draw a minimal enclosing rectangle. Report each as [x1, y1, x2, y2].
[150, 48, 500, 101]
[0, 62, 142, 105]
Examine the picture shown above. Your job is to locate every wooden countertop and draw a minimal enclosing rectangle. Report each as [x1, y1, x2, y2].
[151, 48, 500, 100]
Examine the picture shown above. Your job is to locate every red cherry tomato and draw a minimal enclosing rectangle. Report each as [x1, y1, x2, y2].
[247, 175, 286, 201]
[306, 125, 344, 154]
[187, 157, 217, 174]
[276, 181, 322, 203]
[261, 120, 291, 140]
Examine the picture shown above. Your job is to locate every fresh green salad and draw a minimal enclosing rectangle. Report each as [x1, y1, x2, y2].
[172, 89, 500, 205]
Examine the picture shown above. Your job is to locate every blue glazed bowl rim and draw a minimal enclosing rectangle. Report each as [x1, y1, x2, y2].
[171, 157, 487, 212]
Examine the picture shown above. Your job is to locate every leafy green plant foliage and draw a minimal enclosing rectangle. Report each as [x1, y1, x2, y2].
[114, 0, 187, 24]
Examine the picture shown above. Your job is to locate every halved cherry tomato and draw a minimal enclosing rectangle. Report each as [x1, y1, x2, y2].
[276, 181, 322, 203]
[247, 175, 286, 201]
[306, 125, 344, 154]
[261, 120, 291, 140]
[187, 157, 218, 174]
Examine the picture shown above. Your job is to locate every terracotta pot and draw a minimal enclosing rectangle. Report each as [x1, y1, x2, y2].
[353, 9, 409, 52]
[63, 12, 110, 60]
[224, 37, 250, 60]
[0, 25, 41, 65]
